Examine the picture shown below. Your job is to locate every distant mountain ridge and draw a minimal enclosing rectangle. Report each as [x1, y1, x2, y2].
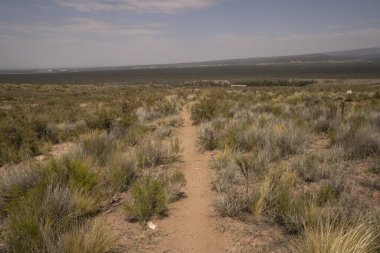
[1, 47, 380, 74]
[173, 47, 380, 68]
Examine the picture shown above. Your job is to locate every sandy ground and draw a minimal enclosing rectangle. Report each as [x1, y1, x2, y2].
[97, 107, 230, 253]
[153, 108, 231, 253]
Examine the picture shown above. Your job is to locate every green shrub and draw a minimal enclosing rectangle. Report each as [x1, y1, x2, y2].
[198, 122, 219, 150]
[124, 176, 167, 222]
[57, 220, 120, 253]
[0, 155, 105, 252]
[125, 124, 148, 146]
[315, 183, 340, 207]
[191, 99, 216, 124]
[107, 153, 138, 192]
[80, 130, 117, 166]
[0, 165, 45, 213]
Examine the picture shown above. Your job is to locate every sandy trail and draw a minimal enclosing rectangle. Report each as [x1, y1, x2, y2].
[154, 107, 229, 253]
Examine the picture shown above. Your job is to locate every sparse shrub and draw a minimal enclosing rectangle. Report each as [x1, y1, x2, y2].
[269, 122, 309, 157]
[125, 124, 148, 146]
[80, 130, 117, 165]
[154, 125, 172, 139]
[292, 155, 329, 182]
[315, 183, 340, 207]
[0, 155, 106, 252]
[249, 177, 271, 220]
[57, 220, 120, 253]
[236, 154, 259, 196]
[166, 171, 187, 202]
[0, 122, 43, 166]
[165, 115, 183, 127]
[87, 107, 116, 131]
[124, 176, 167, 222]
[136, 138, 180, 168]
[215, 189, 247, 217]
[0, 165, 45, 212]
[198, 122, 219, 150]
[314, 117, 334, 133]
[333, 123, 380, 159]
[191, 99, 216, 124]
[107, 153, 138, 192]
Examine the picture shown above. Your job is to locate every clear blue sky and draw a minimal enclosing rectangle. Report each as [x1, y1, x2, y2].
[1, 0, 380, 68]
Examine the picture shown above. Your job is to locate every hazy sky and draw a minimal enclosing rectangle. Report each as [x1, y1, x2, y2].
[1, 0, 380, 69]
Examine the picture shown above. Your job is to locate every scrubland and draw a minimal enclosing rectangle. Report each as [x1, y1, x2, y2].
[0, 81, 379, 252]
[0, 84, 186, 252]
[191, 83, 380, 252]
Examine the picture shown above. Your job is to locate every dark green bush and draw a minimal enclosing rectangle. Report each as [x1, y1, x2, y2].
[124, 176, 167, 222]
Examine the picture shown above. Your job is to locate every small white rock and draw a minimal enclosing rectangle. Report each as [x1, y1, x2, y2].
[147, 221, 157, 230]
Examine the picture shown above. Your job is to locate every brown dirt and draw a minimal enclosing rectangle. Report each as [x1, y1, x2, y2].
[97, 107, 231, 252]
[153, 107, 231, 253]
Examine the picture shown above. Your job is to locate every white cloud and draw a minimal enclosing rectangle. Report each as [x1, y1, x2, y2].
[0, 18, 166, 38]
[51, 0, 222, 13]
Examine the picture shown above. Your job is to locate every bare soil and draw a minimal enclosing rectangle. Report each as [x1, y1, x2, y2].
[98, 107, 230, 252]
[153, 107, 231, 253]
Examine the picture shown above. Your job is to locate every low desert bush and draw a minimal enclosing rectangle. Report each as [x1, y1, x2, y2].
[198, 122, 219, 150]
[333, 123, 380, 159]
[124, 124, 148, 146]
[191, 99, 216, 124]
[136, 138, 180, 168]
[124, 176, 167, 222]
[80, 130, 117, 166]
[166, 171, 187, 202]
[269, 122, 309, 157]
[210, 150, 239, 193]
[292, 155, 330, 182]
[215, 189, 247, 217]
[107, 153, 138, 192]
[0, 165, 45, 213]
[57, 220, 120, 253]
[0, 122, 44, 166]
[154, 125, 172, 139]
[0, 155, 106, 252]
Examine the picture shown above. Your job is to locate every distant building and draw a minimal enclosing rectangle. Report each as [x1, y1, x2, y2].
[231, 85, 247, 88]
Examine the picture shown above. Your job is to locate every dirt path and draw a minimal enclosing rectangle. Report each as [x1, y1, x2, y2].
[154, 107, 229, 253]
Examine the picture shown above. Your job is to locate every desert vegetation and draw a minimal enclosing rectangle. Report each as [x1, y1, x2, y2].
[0, 84, 186, 252]
[0, 81, 379, 252]
[191, 84, 380, 252]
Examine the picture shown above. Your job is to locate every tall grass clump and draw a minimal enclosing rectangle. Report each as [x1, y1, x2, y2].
[292, 216, 380, 253]
[0, 155, 108, 252]
[57, 220, 120, 253]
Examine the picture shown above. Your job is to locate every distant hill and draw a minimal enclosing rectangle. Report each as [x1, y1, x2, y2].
[324, 47, 380, 59]
[170, 47, 380, 68]
[1, 47, 380, 83]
